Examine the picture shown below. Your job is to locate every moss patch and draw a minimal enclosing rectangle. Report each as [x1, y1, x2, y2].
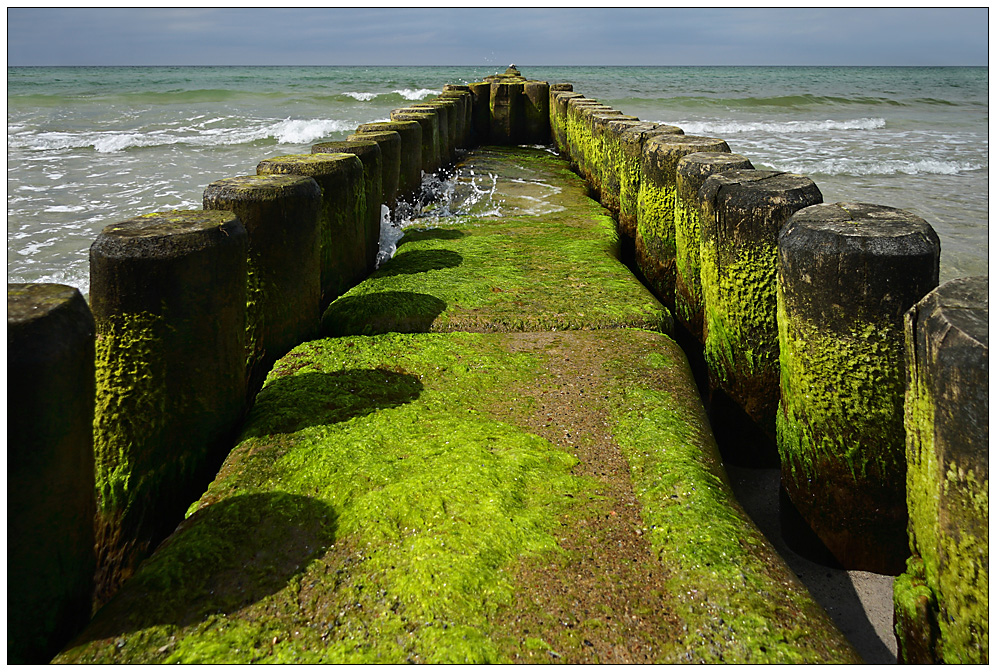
[59, 329, 857, 664]
[322, 146, 670, 336]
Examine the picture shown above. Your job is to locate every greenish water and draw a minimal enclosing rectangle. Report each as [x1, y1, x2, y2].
[7, 66, 988, 293]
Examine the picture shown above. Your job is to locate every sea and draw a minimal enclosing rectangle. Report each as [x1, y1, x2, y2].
[7, 65, 989, 297]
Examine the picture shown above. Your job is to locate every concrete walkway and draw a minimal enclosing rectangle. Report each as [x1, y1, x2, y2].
[56, 147, 863, 664]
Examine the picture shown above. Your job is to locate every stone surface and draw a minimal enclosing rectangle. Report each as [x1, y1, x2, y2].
[321, 146, 670, 337]
[56, 327, 859, 664]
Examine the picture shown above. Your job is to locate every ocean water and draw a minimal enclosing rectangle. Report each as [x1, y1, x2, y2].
[7, 65, 988, 296]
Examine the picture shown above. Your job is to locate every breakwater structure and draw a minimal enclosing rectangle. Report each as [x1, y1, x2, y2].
[8, 66, 986, 664]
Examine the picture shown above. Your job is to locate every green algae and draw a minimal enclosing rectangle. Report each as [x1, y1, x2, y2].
[321, 147, 670, 336]
[904, 336, 989, 663]
[700, 237, 779, 408]
[609, 340, 860, 663]
[776, 294, 906, 484]
[93, 311, 169, 515]
[673, 192, 703, 329]
[58, 328, 856, 664]
[59, 332, 591, 664]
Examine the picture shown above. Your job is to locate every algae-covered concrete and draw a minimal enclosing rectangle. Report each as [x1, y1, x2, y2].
[56, 328, 859, 664]
[322, 146, 671, 336]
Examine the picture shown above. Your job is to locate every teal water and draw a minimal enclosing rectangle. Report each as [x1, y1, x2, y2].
[7, 66, 988, 294]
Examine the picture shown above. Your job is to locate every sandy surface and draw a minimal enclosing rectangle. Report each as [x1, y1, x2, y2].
[724, 464, 898, 664]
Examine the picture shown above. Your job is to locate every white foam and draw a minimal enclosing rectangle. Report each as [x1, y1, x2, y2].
[396, 88, 438, 101]
[674, 118, 887, 135]
[344, 91, 378, 102]
[776, 157, 985, 177]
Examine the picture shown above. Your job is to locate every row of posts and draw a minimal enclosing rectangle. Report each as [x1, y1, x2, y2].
[6, 65, 539, 664]
[546, 84, 988, 664]
[7, 67, 986, 664]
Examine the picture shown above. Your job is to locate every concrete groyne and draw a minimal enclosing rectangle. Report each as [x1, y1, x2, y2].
[8, 66, 987, 664]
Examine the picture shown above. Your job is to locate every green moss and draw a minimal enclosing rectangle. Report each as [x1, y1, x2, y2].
[609, 340, 859, 663]
[673, 192, 703, 328]
[61, 333, 591, 664]
[60, 328, 855, 664]
[903, 335, 986, 663]
[636, 176, 677, 264]
[700, 238, 778, 395]
[321, 148, 670, 336]
[93, 311, 169, 513]
[776, 293, 906, 483]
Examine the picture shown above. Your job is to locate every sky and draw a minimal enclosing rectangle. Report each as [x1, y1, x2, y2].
[5, 7, 990, 67]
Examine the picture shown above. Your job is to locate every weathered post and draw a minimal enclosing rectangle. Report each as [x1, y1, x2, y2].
[523, 80, 551, 145]
[636, 135, 731, 309]
[440, 87, 471, 147]
[698, 170, 822, 444]
[674, 152, 755, 342]
[392, 109, 440, 175]
[467, 81, 492, 143]
[257, 153, 365, 309]
[551, 90, 584, 156]
[565, 98, 612, 173]
[89, 210, 247, 605]
[409, 102, 453, 165]
[585, 111, 637, 201]
[600, 119, 647, 216]
[548, 83, 573, 148]
[617, 123, 684, 240]
[8, 283, 96, 664]
[356, 120, 421, 204]
[203, 174, 323, 394]
[349, 130, 401, 211]
[312, 139, 384, 272]
[776, 202, 941, 574]
[490, 78, 525, 145]
[895, 275, 988, 664]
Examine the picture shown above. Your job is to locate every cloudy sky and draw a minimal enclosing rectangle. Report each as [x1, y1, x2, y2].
[6, 7, 989, 67]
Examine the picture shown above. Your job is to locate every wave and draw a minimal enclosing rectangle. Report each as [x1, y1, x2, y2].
[673, 118, 887, 135]
[775, 157, 985, 177]
[8, 117, 361, 153]
[614, 92, 980, 111]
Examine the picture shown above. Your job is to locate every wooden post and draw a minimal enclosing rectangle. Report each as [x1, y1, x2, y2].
[636, 135, 731, 310]
[356, 121, 421, 204]
[312, 139, 384, 273]
[203, 174, 323, 394]
[698, 170, 822, 441]
[257, 153, 365, 308]
[895, 275, 988, 663]
[8, 283, 96, 663]
[674, 152, 755, 342]
[89, 210, 248, 605]
[777, 202, 940, 574]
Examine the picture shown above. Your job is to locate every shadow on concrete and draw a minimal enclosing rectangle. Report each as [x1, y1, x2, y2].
[396, 228, 466, 247]
[724, 464, 898, 664]
[244, 368, 425, 437]
[322, 291, 447, 337]
[375, 248, 462, 277]
[66, 492, 338, 646]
